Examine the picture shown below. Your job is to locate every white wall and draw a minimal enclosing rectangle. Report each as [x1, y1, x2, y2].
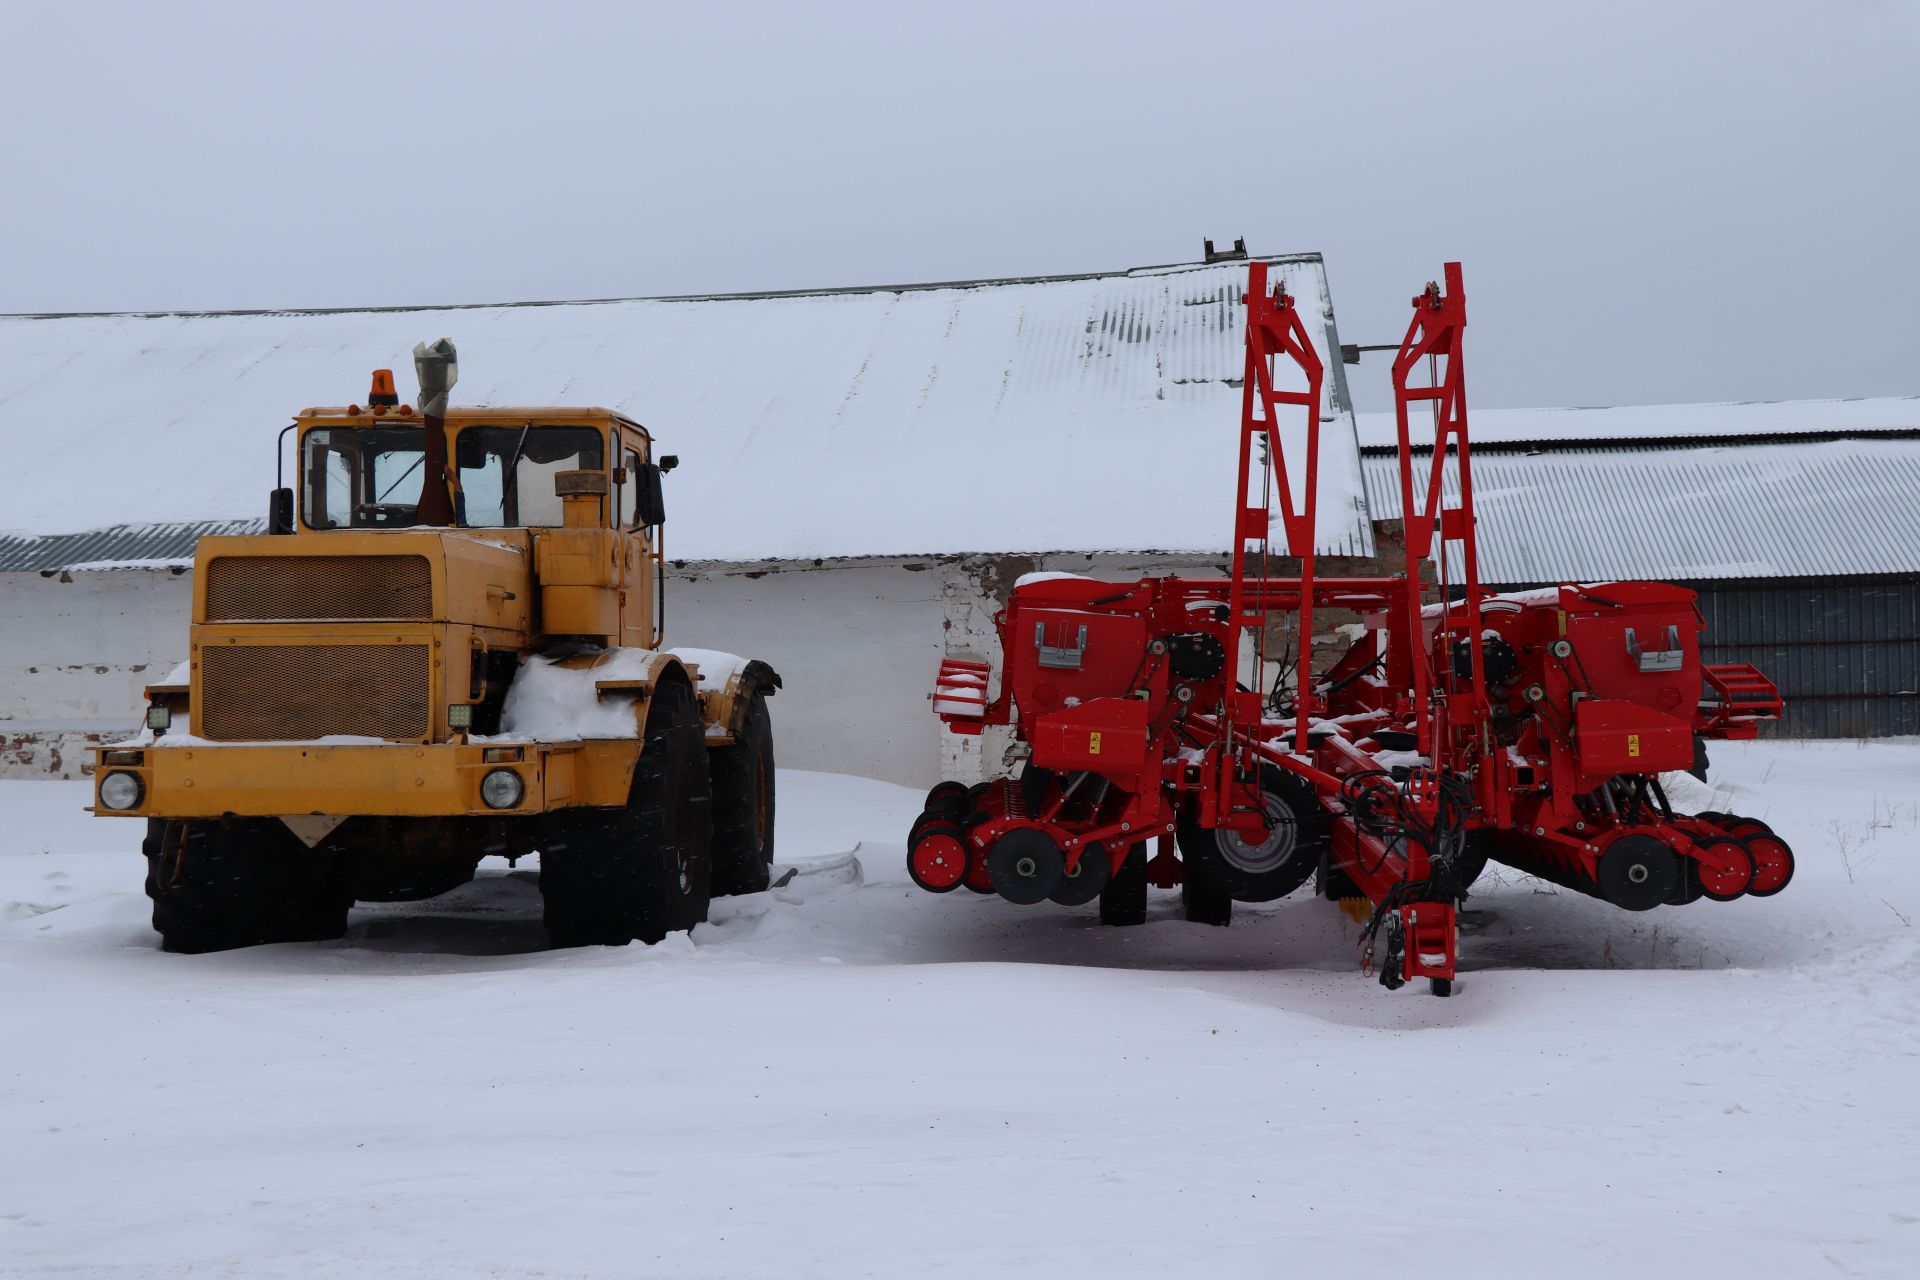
[0, 553, 1219, 785]
[666, 552, 1218, 788]
[0, 569, 191, 775]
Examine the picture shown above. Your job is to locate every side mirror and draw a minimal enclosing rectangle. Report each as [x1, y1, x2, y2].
[268, 487, 295, 535]
[636, 463, 666, 528]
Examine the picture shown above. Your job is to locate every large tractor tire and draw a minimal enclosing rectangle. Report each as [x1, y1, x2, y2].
[144, 817, 352, 953]
[1178, 763, 1328, 907]
[541, 676, 714, 947]
[708, 687, 775, 897]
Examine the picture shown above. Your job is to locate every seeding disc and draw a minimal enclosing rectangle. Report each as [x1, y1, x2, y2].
[1743, 833, 1796, 897]
[1596, 834, 1680, 911]
[1049, 840, 1112, 906]
[1695, 837, 1756, 901]
[988, 828, 1065, 905]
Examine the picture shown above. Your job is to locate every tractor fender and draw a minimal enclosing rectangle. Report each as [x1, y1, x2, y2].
[504, 647, 698, 741]
[664, 647, 782, 746]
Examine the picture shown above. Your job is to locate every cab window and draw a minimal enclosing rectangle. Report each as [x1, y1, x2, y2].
[455, 426, 605, 527]
[616, 448, 644, 527]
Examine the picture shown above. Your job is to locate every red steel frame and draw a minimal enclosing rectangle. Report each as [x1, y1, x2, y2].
[1390, 263, 1491, 760]
[1228, 261, 1326, 753]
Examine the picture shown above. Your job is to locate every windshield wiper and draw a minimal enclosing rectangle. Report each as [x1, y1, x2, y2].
[500, 422, 533, 504]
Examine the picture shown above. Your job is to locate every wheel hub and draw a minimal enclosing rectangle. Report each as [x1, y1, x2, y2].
[1214, 791, 1298, 874]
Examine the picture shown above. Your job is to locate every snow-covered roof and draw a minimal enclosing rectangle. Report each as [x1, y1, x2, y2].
[0, 256, 1374, 562]
[1363, 436, 1920, 583]
[1356, 394, 1920, 450]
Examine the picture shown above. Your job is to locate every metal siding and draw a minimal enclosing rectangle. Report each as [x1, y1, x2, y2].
[1364, 439, 1920, 582]
[1691, 580, 1920, 739]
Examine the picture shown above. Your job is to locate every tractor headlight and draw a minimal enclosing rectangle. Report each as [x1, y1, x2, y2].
[99, 771, 144, 811]
[480, 768, 525, 810]
[145, 704, 172, 731]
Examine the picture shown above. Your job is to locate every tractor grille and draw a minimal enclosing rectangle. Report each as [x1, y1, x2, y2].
[199, 643, 431, 741]
[204, 555, 433, 621]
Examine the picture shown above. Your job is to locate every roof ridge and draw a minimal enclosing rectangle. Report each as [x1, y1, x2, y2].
[0, 253, 1324, 322]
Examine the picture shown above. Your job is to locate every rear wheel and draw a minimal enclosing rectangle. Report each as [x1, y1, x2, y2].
[1177, 764, 1327, 904]
[145, 817, 352, 953]
[1099, 842, 1148, 926]
[1182, 852, 1234, 925]
[542, 677, 713, 946]
[709, 689, 775, 896]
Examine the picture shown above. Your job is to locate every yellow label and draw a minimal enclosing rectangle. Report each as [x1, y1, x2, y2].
[1627, 734, 1641, 757]
[1089, 731, 1103, 755]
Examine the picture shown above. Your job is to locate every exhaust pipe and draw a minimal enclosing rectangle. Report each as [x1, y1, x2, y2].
[411, 338, 459, 526]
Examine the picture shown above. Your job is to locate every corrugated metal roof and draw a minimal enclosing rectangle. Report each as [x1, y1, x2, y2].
[1355, 394, 1920, 449]
[1362, 437, 1920, 582]
[0, 256, 1375, 561]
[0, 520, 260, 573]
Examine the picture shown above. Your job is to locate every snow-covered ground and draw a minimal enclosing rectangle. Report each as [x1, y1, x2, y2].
[2, 741, 1917, 1278]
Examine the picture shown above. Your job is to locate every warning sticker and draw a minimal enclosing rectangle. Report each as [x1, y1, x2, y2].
[1089, 731, 1103, 755]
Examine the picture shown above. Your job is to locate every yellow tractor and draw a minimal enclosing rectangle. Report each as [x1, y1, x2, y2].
[89, 341, 779, 951]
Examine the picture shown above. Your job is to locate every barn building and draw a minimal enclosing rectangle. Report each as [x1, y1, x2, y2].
[3, 256, 1913, 785]
[0, 254, 1378, 784]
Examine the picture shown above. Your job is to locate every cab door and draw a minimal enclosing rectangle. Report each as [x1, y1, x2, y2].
[611, 425, 661, 648]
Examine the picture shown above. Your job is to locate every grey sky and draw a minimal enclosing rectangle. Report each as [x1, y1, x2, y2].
[3, 0, 1915, 413]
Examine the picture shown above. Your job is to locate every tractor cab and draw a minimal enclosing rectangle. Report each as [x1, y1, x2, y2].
[295, 403, 666, 535]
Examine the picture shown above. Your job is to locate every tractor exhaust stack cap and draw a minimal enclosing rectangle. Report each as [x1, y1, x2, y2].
[412, 338, 458, 418]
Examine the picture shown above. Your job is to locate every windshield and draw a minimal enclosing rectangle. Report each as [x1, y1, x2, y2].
[301, 424, 606, 529]
[302, 426, 426, 529]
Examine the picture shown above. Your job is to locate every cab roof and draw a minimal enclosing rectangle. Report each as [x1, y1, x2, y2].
[295, 405, 639, 427]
